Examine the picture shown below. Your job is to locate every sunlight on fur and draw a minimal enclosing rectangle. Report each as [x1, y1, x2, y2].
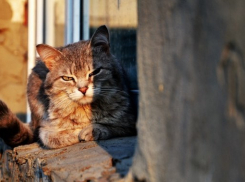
[0, 25, 137, 149]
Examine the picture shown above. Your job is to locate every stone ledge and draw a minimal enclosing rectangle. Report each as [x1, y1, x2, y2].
[0, 136, 136, 181]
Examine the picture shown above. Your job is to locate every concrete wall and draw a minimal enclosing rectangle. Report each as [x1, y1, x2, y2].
[0, 0, 27, 121]
[129, 0, 245, 181]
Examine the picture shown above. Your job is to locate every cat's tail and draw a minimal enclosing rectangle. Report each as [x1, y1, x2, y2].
[0, 100, 34, 147]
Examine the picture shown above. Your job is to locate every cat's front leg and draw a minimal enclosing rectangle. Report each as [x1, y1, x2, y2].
[39, 127, 82, 149]
[78, 124, 111, 141]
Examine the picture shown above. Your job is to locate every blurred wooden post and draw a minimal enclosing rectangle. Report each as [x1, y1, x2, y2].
[129, 0, 245, 181]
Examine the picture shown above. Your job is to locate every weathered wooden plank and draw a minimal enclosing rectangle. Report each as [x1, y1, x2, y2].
[0, 137, 136, 181]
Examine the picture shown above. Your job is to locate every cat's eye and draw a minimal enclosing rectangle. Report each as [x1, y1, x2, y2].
[89, 68, 102, 77]
[61, 76, 74, 81]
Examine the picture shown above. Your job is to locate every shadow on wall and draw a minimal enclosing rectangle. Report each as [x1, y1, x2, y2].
[96, 137, 137, 178]
[88, 26, 138, 178]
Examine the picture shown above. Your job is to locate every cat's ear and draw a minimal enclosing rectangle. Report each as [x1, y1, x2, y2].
[90, 25, 110, 51]
[36, 44, 63, 70]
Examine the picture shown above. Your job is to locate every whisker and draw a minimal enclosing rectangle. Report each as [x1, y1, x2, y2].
[100, 89, 128, 94]
[96, 87, 127, 92]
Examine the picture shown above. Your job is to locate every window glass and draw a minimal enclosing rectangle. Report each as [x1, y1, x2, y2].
[54, 0, 65, 47]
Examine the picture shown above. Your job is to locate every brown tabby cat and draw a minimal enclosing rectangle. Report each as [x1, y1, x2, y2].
[0, 25, 136, 149]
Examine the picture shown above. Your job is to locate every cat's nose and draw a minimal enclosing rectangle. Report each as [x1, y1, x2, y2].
[78, 86, 88, 95]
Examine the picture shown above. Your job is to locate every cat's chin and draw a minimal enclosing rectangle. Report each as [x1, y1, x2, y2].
[76, 96, 93, 105]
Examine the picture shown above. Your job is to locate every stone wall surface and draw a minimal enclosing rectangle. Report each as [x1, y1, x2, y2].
[0, 0, 28, 120]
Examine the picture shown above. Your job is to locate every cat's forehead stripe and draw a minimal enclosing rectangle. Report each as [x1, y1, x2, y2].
[61, 41, 93, 72]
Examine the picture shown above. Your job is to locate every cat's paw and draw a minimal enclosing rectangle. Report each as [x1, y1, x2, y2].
[78, 124, 110, 142]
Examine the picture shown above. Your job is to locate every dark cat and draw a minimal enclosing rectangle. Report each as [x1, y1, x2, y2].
[0, 25, 137, 149]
